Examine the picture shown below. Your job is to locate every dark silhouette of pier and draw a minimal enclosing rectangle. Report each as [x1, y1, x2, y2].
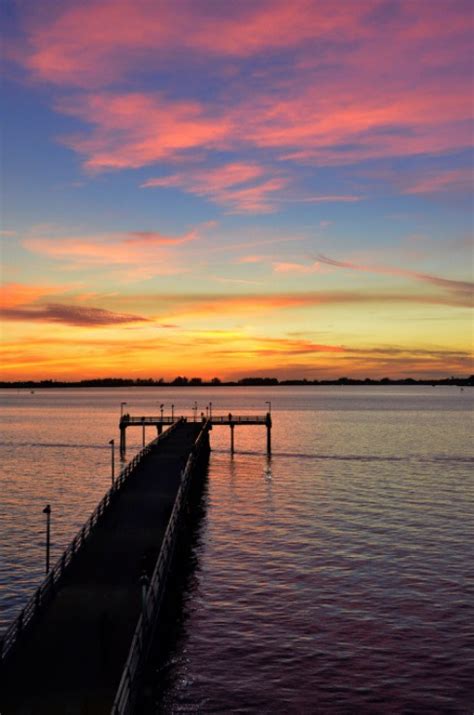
[0, 411, 271, 714]
[120, 411, 272, 456]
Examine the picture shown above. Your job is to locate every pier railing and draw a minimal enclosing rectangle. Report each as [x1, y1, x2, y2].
[0, 419, 183, 666]
[121, 414, 268, 425]
[111, 422, 210, 715]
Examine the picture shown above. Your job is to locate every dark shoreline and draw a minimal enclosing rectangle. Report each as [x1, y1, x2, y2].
[1, 376, 473, 388]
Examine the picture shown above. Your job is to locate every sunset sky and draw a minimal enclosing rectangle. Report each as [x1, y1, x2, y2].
[1, 0, 472, 380]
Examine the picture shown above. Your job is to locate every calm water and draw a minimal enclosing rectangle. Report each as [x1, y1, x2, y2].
[1, 387, 473, 712]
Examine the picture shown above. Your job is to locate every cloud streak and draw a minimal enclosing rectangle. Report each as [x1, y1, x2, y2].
[1, 303, 148, 327]
[22, 228, 198, 278]
[315, 253, 473, 299]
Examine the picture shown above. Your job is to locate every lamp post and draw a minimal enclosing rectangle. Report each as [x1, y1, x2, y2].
[120, 401, 127, 418]
[109, 439, 115, 487]
[43, 504, 51, 575]
[140, 572, 149, 621]
[265, 401, 272, 414]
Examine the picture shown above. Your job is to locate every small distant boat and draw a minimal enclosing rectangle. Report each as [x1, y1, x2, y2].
[30, 390, 35, 394]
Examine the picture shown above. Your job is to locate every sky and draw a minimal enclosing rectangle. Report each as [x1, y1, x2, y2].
[1, 0, 473, 381]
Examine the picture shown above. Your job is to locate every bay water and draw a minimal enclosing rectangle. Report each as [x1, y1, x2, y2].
[1, 387, 472, 712]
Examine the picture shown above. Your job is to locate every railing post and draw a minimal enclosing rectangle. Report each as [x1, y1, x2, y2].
[230, 423, 235, 455]
[120, 424, 126, 458]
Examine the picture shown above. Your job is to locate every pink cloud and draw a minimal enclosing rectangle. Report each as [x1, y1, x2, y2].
[22, 229, 198, 277]
[273, 261, 322, 274]
[237, 255, 266, 264]
[7, 0, 472, 197]
[56, 92, 234, 170]
[142, 162, 286, 213]
[12, 1, 373, 88]
[403, 168, 473, 195]
[52, 80, 471, 177]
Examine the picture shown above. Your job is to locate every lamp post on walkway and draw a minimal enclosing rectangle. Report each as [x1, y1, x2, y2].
[140, 572, 149, 621]
[109, 439, 115, 487]
[43, 504, 51, 575]
[120, 402, 127, 418]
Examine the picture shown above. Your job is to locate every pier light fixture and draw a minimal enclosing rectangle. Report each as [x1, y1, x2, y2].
[265, 401, 272, 414]
[42, 504, 51, 574]
[109, 439, 115, 487]
[120, 402, 127, 418]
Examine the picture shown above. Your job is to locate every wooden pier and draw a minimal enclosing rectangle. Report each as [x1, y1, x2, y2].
[0, 411, 271, 714]
[1, 420, 210, 714]
[120, 411, 272, 457]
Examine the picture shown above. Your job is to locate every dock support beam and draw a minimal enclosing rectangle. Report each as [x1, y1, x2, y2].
[156, 424, 163, 436]
[230, 424, 235, 455]
[266, 413, 272, 456]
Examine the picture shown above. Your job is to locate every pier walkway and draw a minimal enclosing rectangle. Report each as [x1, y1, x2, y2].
[1, 420, 209, 714]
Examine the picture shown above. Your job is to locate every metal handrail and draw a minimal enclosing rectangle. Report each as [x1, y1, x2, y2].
[111, 423, 209, 715]
[0, 419, 184, 666]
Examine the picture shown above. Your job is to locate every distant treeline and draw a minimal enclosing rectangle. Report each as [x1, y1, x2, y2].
[1, 375, 473, 388]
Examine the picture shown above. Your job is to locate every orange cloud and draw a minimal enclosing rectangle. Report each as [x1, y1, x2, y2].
[99, 288, 471, 324]
[0, 283, 65, 308]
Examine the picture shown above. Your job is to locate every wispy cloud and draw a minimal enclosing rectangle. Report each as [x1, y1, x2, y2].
[402, 167, 473, 195]
[22, 228, 198, 277]
[143, 162, 288, 213]
[273, 261, 322, 274]
[315, 253, 473, 299]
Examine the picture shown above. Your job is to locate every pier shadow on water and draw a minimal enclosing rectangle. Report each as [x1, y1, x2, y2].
[137, 467, 210, 714]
